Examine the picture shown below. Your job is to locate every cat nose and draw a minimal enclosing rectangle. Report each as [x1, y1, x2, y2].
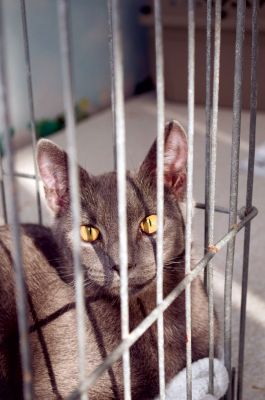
[112, 264, 135, 275]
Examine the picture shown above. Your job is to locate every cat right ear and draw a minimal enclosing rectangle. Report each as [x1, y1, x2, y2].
[37, 139, 69, 214]
[139, 120, 188, 199]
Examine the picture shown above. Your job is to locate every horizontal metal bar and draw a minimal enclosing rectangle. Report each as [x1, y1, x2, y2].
[3, 171, 36, 180]
[67, 206, 258, 400]
[196, 202, 229, 215]
[196, 202, 247, 217]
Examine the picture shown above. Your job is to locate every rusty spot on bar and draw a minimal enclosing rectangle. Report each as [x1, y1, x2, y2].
[208, 245, 220, 254]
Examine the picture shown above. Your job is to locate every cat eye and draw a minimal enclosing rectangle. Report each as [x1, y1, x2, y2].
[140, 214, 157, 235]
[80, 225, 100, 242]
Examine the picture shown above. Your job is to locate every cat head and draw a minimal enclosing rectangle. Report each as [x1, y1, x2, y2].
[37, 120, 188, 298]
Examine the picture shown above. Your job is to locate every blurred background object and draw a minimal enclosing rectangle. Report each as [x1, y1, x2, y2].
[140, 0, 265, 110]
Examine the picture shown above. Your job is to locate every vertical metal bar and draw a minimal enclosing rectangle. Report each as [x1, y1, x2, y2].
[0, 2, 33, 399]
[207, 0, 222, 394]
[110, 1, 131, 399]
[237, 1, 259, 399]
[107, 0, 117, 171]
[204, 0, 212, 290]
[0, 153, 7, 223]
[154, 0, 166, 399]
[57, 2, 87, 399]
[186, 1, 195, 398]
[20, 0, 42, 224]
[224, 1, 246, 399]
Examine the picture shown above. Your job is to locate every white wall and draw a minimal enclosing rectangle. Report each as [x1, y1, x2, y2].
[2, 0, 149, 134]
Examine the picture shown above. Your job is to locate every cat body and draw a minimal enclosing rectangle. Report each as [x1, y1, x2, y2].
[0, 121, 218, 399]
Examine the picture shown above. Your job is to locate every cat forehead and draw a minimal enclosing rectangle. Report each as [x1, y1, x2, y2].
[80, 171, 156, 214]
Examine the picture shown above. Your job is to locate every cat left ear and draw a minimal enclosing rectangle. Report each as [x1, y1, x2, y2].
[37, 139, 70, 214]
[140, 120, 188, 198]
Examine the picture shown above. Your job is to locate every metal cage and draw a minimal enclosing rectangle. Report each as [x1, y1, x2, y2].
[0, 0, 260, 400]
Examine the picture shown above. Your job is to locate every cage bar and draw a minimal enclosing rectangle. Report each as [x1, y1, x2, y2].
[0, 2, 33, 399]
[12, 171, 36, 180]
[67, 205, 258, 399]
[224, 1, 246, 399]
[154, 0, 166, 398]
[20, 0, 42, 224]
[237, 1, 259, 399]
[0, 1, 261, 399]
[207, 0, 222, 393]
[204, 0, 212, 290]
[107, 0, 117, 171]
[109, 1, 132, 399]
[0, 150, 7, 223]
[57, 1, 88, 399]
[185, 0, 195, 398]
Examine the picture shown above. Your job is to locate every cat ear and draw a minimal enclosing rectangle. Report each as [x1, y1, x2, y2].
[140, 120, 188, 198]
[37, 139, 70, 214]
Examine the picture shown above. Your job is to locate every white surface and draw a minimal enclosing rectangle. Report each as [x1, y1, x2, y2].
[155, 358, 229, 400]
[241, 141, 265, 177]
[5, 93, 265, 400]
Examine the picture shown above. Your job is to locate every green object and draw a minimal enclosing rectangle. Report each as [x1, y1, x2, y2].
[35, 118, 65, 138]
[29, 97, 90, 140]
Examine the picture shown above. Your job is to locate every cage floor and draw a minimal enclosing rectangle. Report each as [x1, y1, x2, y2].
[6, 93, 265, 400]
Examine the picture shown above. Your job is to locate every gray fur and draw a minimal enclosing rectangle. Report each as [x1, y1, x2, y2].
[0, 121, 218, 399]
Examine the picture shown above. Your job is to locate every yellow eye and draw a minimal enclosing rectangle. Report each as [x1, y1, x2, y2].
[80, 225, 100, 242]
[140, 215, 157, 235]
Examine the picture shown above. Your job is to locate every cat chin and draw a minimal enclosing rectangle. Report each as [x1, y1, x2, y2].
[90, 276, 156, 299]
[128, 276, 156, 296]
[82, 271, 156, 299]
[110, 276, 156, 298]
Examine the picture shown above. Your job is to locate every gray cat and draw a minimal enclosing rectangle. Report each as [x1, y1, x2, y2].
[0, 120, 218, 399]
